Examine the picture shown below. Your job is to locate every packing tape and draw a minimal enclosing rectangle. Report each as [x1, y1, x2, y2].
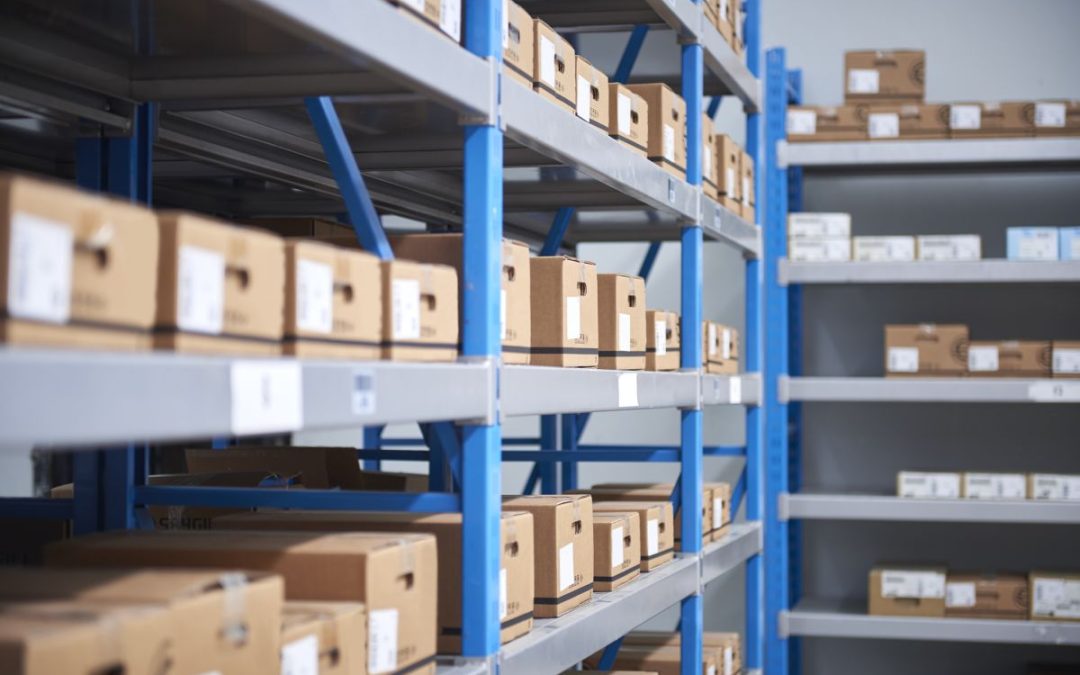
[218, 572, 249, 647]
[397, 538, 416, 576]
[420, 265, 433, 295]
[79, 213, 115, 251]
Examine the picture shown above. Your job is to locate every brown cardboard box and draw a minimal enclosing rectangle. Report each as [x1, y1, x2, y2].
[155, 212, 285, 356]
[707, 482, 733, 541]
[245, 217, 353, 238]
[786, 105, 866, 142]
[609, 84, 650, 157]
[0, 174, 158, 351]
[740, 150, 756, 207]
[704, 322, 739, 375]
[586, 645, 718, 675]
[944, 573, 1029, 620]
[0, 567, 284, 675]
[844, 50, 925, 104]
[284, 240, 381, 360]
[949, 101, 1034, 139]
[390, 234, 531, 364]
[646, 309, 680, 371]
[214, 509, 535, 653]
[590, 501, 674, 571]
[1029, 572, 1080, 622]
[884, 324, 968, 377]
[45, 530, 438, 674]
[586, 483, 711, 548]
[625, 631, 742, 675]
[533, 20, 576, 112]
[282, 602, 365, 675]
[626, 84, 687, 179]
[598, 274, 646, 370]
[381, 258, 458, 362]
[592, 512, 641, 592]
[1052, 340, 1080, 379]
[530, 256, 599, 367]
[863, 104, 949, 140]
[967, 340, 1052, 378]
[576, 57, 611, 131]
[1033, 101, 1080, 137]
[384, 0, 440, 31]
[702, 114, 720, 198]
[717, 135, 742, 202]
[503, 0, 534, 87]
[503, 495, 593, 617]
[868, 565, 947, 617]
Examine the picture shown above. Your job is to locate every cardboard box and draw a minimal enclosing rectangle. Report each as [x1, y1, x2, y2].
[853, 236, 917, 262]
[245, 217, 352, 238]
[384, 0, 440, 32]
[844, 50, 925, 104]
[390, 234, 531, 364]
[702, 114, 719, 198]
[1033, 101, 1080, 137]
[786, 105, 866, 142]
[963, 472, 1028, 500]
[530, 256, 599, 367]
[284, 240, 381, 360]
[586, 645, 718, 675]
[788, 213, 851, 239]
[593, 512, 642, 592]
[626, 83, 687, 179]
[575, 56, 610, 130]
[740, 201, 756, 225]
[586, 484, 711, 549]
[646, 309, 680, 371]
[608, 84, 650, 157]
[916, 234, 981, 261]
[45, 530, 438, 675]
[1007, 227, 1059, 261]
[885, 324, 969, 376]
[282, 602, 365, 675]
[503, 0, 534, 87]
[1052, 341, 1080, 379]
[702, 0, 720, 34]
[863, 103, 948, 140]
[897, 471, 962, 499]
[624, 631, 742, 675]
[740, 150, 756, 208]
[0, 174, 159, 351]
[967, 341, 1051, 378]
[381, 258, 458, 362]
[214, 509, 534, 653]
[1060, 227, 1080, 261]
[589, 501, 674, 571]
[502, 495, 593, 618]
[702, 321, 739, 375]
[1030, 572, 1080, 621]
[945, 573, 1029, 620]
[715, 0, 734, 45]
[868, 565, 947, 617]
[155, 212, 284, 355]
[533, 20, 576, 112]
[949, 101, 1034, 138]
[707, 482, 733, 540]
[1029, 473, 1080, 501]
[717, 135, 742, 200]
[788, 238, 851, 262]
[598, 274, 646, 370]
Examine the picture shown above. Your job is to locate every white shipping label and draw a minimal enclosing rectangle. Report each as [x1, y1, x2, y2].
[558, 542, 575, 591]
[950, 105, 981, 130]
[1035, 102, 1067, 128]
[617, 94, 632, 135]
[501, 0, 509, 48]
[230, 361, 303, 436]
[7, 212, 73, 324]
[539, 36, 556, 86]
[295, 259, 333, 334]
[881, 570, 946, 599]
[576, 76, 590, 120]
[725, 167, 736, 193]
[500, 289, 507, 340]
[617, 372, 639, 408]
[786, 109, 817, 135]
[723, 647, 734, 675]
[618, 312, 632, 352]
[868, 112, 900, 139]
[887, 347, 919, 373]
[707, 667, 716, 675]
[967, 346, 999, 372]
[722, 328, 732, 360]
[391, 279, 421, 340]
[1033, 578, 1080, 619]
[1028, 381, 1080, 402]
[704, 146, 713, 179]
[368, 608, 399, 674]
[1052, 349, 1080, 374]
[565, 296, 581, 341]
[281, 634, 319, 675]
[1031, 474, 1080, 501]
[847, 68, 880, 94]
[720, 0, 730, 20]
[1017, 231, 1058, 260]
[611, 526, 625, 567]
[662, 124, 676, 162]
[655, 320, 667, 356]
[945, 582, 977, 608]
[729, 376, 742, 405]
[898, 472, 962, 499]
[708, 323, 718, 356]
[646, 518, 660, 556]
[401, 0, 424, 10]
[743, 177, 751, 204]
[964, 473, 1027, 500]
[713, 497, 724, 529]
[499, 568, 508, 620]
[177, 245, 225, 334]
[439, 0, 461, 41]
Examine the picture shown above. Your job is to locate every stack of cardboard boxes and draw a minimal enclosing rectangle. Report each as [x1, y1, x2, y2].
[703, 0, 745, 62]
[714, 133, 757, 223]
[898, 470, 1080, 502]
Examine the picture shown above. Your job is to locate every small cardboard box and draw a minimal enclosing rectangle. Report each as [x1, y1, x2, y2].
[1007, 227, 1059, 261]
[865, 104, 948, 140]
[868, 565, 947, 617]
[0, 174, 159, 351]
[155, 212, 285, 355]
[589, 501, 674, 571]
[384, 0, 440, 32]
[533, 20, 576, 112]
[284, 240, 381, 360]
[945, 573, 1029, 620]
[598, 273, 646, 370]
[646, 309, 680, 371]
[437, 0, 461, 43]
[1060, 227, 1080, 261]
[587, 645, 718, 675]
[897, 471, 962, 499]
[704, 322, 740, 374]
[1030, 572, 1080, 621]
[1028, 473, 1080, 501]
[530, 256, 599, 367]
[586, 484, 710, 549]
[381, 259, 458, 362]
[787, 238, 851, 262]
[884, 324, 969, 376]
[592, 512, 641, 592]
[245, 217, 352, 238]
[608, 84, 650, 157]
[788, 213, 851, 239]
[626, 83, 687, 179]
[962, 472, 1028, 500]
[967, 341, 1051, 378]
[716, 135, 742, 200]
[1033, 101, 1080, 137]
[575, 56, 610, 131]
[702, 114, 719, 198]
[624, 631, 742, 675]
[707, 482, 732, 540]
[45, 530, 438, 675]
[949, 102, 1034, 138]
[282, 602, 366, 675]
[916, 234, 981, 261]
[1052, 340, 1080, 379]
[786, 105, 866, 142]
[853, 236, 917, 262]
[503, 0, 534, 87]
[844, 50, 925, 104]
[740, 150, 756, 207]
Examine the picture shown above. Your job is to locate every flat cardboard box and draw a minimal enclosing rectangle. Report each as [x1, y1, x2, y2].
[608, 84, 650, 157]
[646, 309, 680, 371]
[245, 217, 353, 238]
[884, 324, 969, 376]
[215, 509, 535, 653]
[390, 234, 531, 363]
[949, 101, 1034, 138]
[1028, 473, 1080, 501]
[865, 104, 949, 140]
[963, 472, 1028, 500]
[624, 631, 742, 675]
[967, 341, 1051, 378]
[844, 50, 925, 104]
[1033, 101, 1080, 137]
[530, 256, 599, 367]
[868, 565, 947, 618]
[282, 601, 366, 675]
[1030, 572, 1080, 622]
[155, 212, 285, 356]
[1052, 340, 1080, 379]
[586, 645, 718, 675]
[626, 83, 687, 179]
[587, 483, 711, 548]
[589, 501, 674, 571]
[1007, 227, 1059, 261]
[598, 274, 646, 370]
[787, 238, 851, 262]
[740, 150, 756, 207]
[702, 114, 719, 197]
[45, 530, 438, 675]
[716, 135, 742, 200]
[788, 213, 851, 239]
[381, 258, 458, 362]
[533, 19, 576, 112]
[853, 236, 917, 262]
[945, 573, 1029, 620]
[593, 512, 642, 592]
[575, 56, 610, 131]
[897, 471, 962, 499]
[503, 0, 534, 87]
[786, 105, 866, 142]
[0, 174, 158, 351]
[916, 234, 981, 261]
[285, 240, 381, 360]
[503, 495, 593, 618]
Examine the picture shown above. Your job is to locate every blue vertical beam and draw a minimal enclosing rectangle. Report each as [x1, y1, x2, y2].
[559, 413, 579, 491]
[72, 453, 101, 535]
[361, 426, 384, 471]
[75, 138, 105, 191]
[539, 416, 558, 493]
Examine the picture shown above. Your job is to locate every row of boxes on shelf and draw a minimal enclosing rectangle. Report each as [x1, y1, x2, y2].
[868, 566, 1079, 622]
[579, 631, 743, 675]
[898, 471, 1080, 501]
[883, 324, 1080, 378]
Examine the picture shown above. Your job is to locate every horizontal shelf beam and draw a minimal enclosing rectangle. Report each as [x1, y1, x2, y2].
[781, 493, 1080, 524]
[703, 522, 761, 584]
[780, 259, 1080, 285]
[701, 196, 760, 257]
[702, 373, 761, 406]
[501, 366, 700, 416]
[783, 377, 1080, 404]
[780, 138, 1080, 170]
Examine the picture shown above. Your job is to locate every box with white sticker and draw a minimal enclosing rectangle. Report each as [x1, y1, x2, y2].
[707, 481, 733, 541]
[703, 322, 739, 375]
[967, 340, 1051, 378]
[1059, 227, 1080, 261]
[885, 324, 969, 376]
[916, 234, 981, 261]
[1052, 340, 1080, 379]
[531, 19, 576, 112]
[592, 511, 641, 592]
[788, 212, 852, 239]
[626, 82, 687, 179]
[1007, 227, 1059, 261]
[962, 472, 1028, 500]
[869, 566, 947, 617]
[843, 50, 925, 103]
[622, 631, 743, 675]
[897, 471, 962, 499]
[1030, 572, 1080, 621]
[586, 481, 708, 550]
[589, 499, 674, 571]
[607, 83, 649, 157]
[645, 309, 679, 371]
[501, 0, 534, 87]
[1028, 473, 1080, 501]
[853, 236, 916, 262]
[529, 255, 598, 367]
[598, 273, 646, 370]
[380, 259, 457, 362]
[788, 237, 852, 262]
[945, 573, 1029, 619]
[574, 56, 610, 130]
[384, 0, 440, 33]
[1033, 100, 1080, 137]
[281, 601, 366, 675]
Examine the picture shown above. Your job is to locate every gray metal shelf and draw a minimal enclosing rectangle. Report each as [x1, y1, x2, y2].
[502, 366, 699, 417]
[782, 599, 1080, 646]
[782, 377, 1080, 404]
[779, 138, 1080, 170]
[702, 373, 761, 406]
[780, 259, 1080, 285]
[701, 196, 761, 258]
[703, 522, 762, 583]
[781, 493, 1080, 524]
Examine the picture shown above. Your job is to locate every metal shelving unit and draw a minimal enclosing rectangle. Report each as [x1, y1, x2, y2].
[781, 493, 1080, 524]
[779, 137, 1080, 170]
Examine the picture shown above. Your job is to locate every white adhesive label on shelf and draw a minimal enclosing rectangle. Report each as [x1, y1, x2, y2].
[177, 244, 225, 334]
[887, 347, 918, 373]
[617, 94, 632, 135]
[558, 542, 575, 591]
[646, 518, 660, 556]
[1035, 102, 1066, 128]
[611, 526, 624, 568]
[1030, 474, 1080, 501]
[230, 361, 303, 436]
[500, 289, 507, 340]
[617, 372, 639, 408]
[967, 345, 999, 372]
[296, 259, 333, 334]
[847, 68, 879, 94]
[351, 369, 376, 416]
[945, 582, 977, 608]
[439, 0, 461, 41]
[281, 634, 318, 675]
[786, 109, 817, 135]
[662, 124, 676, 162]
[708, 323, 718, 356]
[898, 472, 961, 499]
[391, 279, 421, 340]
[499, 568, 508, 620]
[655, 320, 667, 356]
[868, 112, 900, 139]
[576, 76, 590, 121]
[1028, 381, 1080, 402]
[618, 312, 632, 352]
[565, 296, 581, 341]
[722, 328, 732, 360]
[1033, 578, 1080, 619]
[725, 167, 736, 193]
[950, 104, 981, 130]
[964, 473, 1027, 500]
[1053, 348, 1080, 375]
[368, 608, 399, 674]
[729, 376, 742, 405]
[539, 36, 556, 86]
[713, 497, 724, 529]
[881, 570, 946, 599]
[7, 212, 73, 324]
[501, 0, 509, 48]
[723, 647, 734, 675]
